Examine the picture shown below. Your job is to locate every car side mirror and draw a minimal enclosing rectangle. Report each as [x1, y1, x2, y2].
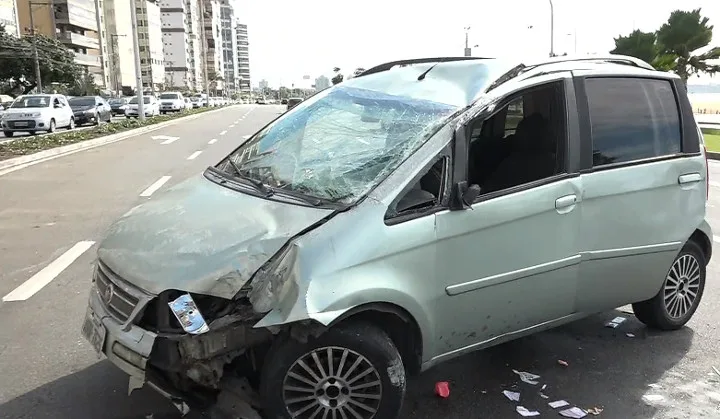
[450, 181, 481, 210]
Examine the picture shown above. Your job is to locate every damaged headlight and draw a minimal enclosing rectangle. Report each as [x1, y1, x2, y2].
[248, 243, 299, 314]
[168, 294, 210, 335]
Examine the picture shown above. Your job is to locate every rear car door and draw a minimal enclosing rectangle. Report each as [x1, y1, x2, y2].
[573, 73, 706, 312]
[433, 74, 584, 358]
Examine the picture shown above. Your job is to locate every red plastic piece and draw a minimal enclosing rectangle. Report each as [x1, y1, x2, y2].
[435, 381, 450, 398]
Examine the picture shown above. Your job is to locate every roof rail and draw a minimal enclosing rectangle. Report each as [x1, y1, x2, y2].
[525, 54, 656, 71]
[356, 56, 493, 78]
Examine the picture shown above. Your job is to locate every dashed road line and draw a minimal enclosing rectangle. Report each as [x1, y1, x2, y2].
[2, 241, 96, 302]
[140, 175, 171, 197]
[714, 235, 720, 243]
[220, 130, 227, 136]
[208, 139, 218, 145]
[187, 151, 203, 160]
[230, 124, 236, 128]
[710, 181, 720, 188]
[243, 135, 251, 139]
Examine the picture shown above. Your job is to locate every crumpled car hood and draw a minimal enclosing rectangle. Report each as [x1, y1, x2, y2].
[97, 174, 333, 298]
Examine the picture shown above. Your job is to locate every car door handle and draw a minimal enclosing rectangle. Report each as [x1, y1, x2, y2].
[678, 173, 702, 185]
[555, 194, 577, 213]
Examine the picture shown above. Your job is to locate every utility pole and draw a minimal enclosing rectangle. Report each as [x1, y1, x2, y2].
[130, 0, 145, 120]
[27, 1, 51, 93]
[548, 0, 555, 57]
[110, 34, 127, 97]
[463, 26, 471, 57]
[198, 0, 210, 106]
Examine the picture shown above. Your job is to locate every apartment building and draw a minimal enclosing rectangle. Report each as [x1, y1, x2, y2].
[314, 75, 330, 91]
[235, 23, 250, 95]
[185, 0, 202, 91]
[159, 0, 194, 90]
[0, 0, 19, 36]
[218, 0, 237, 94]
[202, 0, 223, 93]
[135, 0, 164, 92]
[17, 0, 107, 86]
[102, 0, 137, 95]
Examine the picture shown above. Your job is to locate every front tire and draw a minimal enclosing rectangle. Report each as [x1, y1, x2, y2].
[633, 241, 706, 330]
[68, 118, 75, 130]
[3, 131, 13, 137]
[260, 322, 406, 419]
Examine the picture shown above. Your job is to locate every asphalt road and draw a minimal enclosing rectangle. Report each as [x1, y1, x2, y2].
[1, 104, 719, 419]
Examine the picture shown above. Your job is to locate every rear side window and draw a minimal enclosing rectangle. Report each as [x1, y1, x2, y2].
[585, 77, 681, 166]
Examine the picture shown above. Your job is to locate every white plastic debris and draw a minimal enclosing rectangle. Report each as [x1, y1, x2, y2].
[549, 400, 570, 408]
[626, 333, 635, 338]
[643, 394, 664, 403]
[605, 316, 626, 328]
[539, 393, 550, 399]
[503, 390, 521, 402]
[516, 406, 540, 417]
[648, 383, 662, 389]
[512, 369, 541, 385]
[559, 407, 587, 418]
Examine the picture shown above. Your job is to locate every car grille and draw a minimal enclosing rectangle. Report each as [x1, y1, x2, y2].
[8, 120, 36, 129]
[95, 261, 140, 322]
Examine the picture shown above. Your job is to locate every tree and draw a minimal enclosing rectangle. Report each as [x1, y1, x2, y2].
[611, 30, 676, 71]
[331, 67, 343, 85]
[656, 9, 720, 83]
[0, 30, 81, 94]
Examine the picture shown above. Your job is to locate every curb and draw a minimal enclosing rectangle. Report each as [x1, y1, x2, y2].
[0, 105, 239, 176]
[708, 152, 720, 161]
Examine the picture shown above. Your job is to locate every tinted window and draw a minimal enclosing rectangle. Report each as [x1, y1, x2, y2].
[586, 77, 681, 166]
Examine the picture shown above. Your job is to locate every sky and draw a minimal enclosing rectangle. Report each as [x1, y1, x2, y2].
[232, 0, 720, 89]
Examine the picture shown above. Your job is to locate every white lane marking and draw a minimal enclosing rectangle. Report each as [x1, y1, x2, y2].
[161, 137, 179, 145]
[3, 241, 96, 302]
[710, 181, 720, 188]
[242, 135, 251, 139]
[229, 124, 236, 128]
[208, 138, 218, 145]
[140, 175, 171, 197]
[220, 130, 227, 136]
[714, 235, 720, 243]
[152, 135, 179, 144]
[187, 150, 202, 160]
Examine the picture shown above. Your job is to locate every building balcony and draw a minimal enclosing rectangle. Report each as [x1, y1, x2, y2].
[57, 32, 99, 50]
[73, 51, 102, 67]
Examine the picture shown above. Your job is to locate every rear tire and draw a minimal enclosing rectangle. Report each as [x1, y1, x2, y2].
[260, 322, 406, 419]
[3, 131, 13, 137]
[47, 119, 56, 133]
[633, 241, 706, 330]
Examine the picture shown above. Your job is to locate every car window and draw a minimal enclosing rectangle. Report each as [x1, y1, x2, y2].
[504, 98, 523, 136]
[69, 97, 95, 106]
[159, 93, 180, 100]
[53, 97, 61, 107]
[10, 95, 51, 108]
[585, 77, 682, 166]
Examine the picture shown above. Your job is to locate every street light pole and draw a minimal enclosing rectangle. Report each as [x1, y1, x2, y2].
[548, 0, 555, 57]
[27, 1, 51, 93]
[198, 0, 210, 106]
[463, 26, 471, 57]
[129, 1, 145, 121]
[110, 34, 127, 97]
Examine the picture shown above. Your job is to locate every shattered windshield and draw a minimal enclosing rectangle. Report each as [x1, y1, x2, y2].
[214, 84, 459, 203]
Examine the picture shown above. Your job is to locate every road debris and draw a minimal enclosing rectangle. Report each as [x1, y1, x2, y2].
[586, 407, 604, 415]
[648, 383, 662, 389]
[513, 369, 541, 385]
[516, 406, 540, 417]
[539, 393, 550, 399]
[435, 381, 450, 398]
[642, 394, 664, 403]
[605, 316, 626, 328]
[503, 390, 521, 402]
[549, 400, 570, 408]
[626, 333, 635, 338]
[559, 406, 588, 418]
[558, 359, 569, 367]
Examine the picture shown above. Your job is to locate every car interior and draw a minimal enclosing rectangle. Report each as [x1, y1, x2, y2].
[391, 82, 566, 218]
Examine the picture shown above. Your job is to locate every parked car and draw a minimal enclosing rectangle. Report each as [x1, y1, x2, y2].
[159, 92, 186, 114]
[81, 55, 712, 419]
[280, 98, 288, 105]
[1, 94, 75, 136]
[125, 95, 159, 118]
[286, 97, 303, 111]
[256, 97, 266, 104]
[109, 97, 130, 116]
[69, 96, 112, 126]
[183, 97, 192, 110]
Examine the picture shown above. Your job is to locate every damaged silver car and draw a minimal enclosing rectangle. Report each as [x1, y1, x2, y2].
[82, 55, 712, 418]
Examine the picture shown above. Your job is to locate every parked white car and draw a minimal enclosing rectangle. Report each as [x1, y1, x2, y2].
[125, 95, 159, 118]
[183, 97, 192, 110]
[158, 92, 186, 114]
[0, 94, 75, 137]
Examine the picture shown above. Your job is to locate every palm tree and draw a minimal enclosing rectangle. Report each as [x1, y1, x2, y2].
[657, 9, 720, 84]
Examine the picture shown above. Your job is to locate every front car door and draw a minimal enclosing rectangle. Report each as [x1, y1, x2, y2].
[573, 71, 706, 312]
[432, 73, 584, 362]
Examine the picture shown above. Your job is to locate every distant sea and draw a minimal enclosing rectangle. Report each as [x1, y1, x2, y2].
[688, 85, 720, 115]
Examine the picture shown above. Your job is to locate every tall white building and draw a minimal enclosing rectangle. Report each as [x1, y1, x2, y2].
[0, 0, 19, 36]
[219, 0, 237, 94]
[185, 0, 203, 91]
[135, 0, 164, 92]
[159, 0, 194, 89]
[235, 23, 250, 95]
[315, 75, 330, 91]
[102, 0, 137, 95]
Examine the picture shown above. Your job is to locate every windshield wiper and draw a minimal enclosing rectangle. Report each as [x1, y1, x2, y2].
[417, 63, 439, 81]
[225, 158, 273, 196]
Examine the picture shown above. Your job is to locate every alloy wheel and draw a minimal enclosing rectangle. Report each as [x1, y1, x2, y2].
[282, 346, 383, 419]
[664, 254, 701, 319]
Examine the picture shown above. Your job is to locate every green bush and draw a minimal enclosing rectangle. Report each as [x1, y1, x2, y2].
[0, 106, 221, 160]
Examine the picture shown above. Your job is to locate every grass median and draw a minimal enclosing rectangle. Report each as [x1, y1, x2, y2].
[0, 106, 224, 161]
[703, 128, 720, 153]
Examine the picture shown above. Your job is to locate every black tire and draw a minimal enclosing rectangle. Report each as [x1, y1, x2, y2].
[3, 131, 13, 137]
[93, 113, 100, 125]
[28, 131, 36, 135]
[47, 119, 56, 133]
[633, 240, 706, 330]
[260, 322, 406, 419]
[126, 116, 131, 119]
[68, 118, 75, 130]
